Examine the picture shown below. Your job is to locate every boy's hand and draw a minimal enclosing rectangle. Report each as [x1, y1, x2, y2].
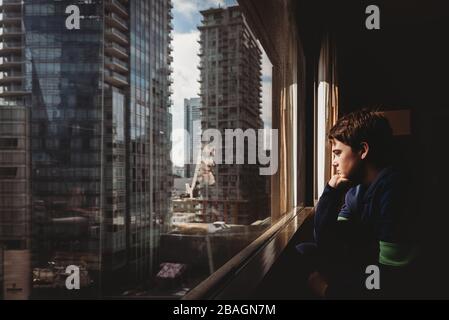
[328, 174, 351, 190]
[308, 271, 329, 298]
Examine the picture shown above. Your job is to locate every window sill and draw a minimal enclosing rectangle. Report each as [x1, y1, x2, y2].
[183, 206, 314, 300]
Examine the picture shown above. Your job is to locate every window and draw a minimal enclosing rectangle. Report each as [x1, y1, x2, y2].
[150, 0, 274, 299]
[0, 167, 18, 179]
[315, 36, 338, 203]
[0, 138, 18, 149]
[1, 0, 282, 301]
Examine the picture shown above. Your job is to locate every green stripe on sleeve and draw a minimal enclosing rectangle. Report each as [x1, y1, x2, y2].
[337, 216, 349, 221]
[379, 241, 418, 267]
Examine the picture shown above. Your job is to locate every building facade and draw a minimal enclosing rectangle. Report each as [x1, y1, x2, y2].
[0, 0, 173, 298]
[198, 6, 268, 225]
[184, 97, 201, 178]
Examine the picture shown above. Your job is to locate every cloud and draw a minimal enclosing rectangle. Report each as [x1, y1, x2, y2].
[172, 0, 197, 21]
[261, 50, 272, 129]
[172, 0, 226, 33]
[262, 79, 272, 129]
[171, 30, 201, 166]
[261, 44, 273, 78]
[172, 31, 201, 127]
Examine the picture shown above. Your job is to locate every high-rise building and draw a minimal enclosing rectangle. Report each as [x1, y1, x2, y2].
[0, 0, 173, 298]
[198, 6, 268, 225]
[184, 97, 201, 178]
[0, 0, 32, 300]
[172, 166, 185, 178]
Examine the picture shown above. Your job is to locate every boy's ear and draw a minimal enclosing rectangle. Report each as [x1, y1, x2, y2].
[360, 142, 369, 160]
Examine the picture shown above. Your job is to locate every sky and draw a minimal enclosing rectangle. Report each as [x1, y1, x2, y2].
[170, 0, 273, 167]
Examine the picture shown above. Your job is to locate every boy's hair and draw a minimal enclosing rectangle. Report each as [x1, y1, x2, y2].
[329, 109, 394, 166]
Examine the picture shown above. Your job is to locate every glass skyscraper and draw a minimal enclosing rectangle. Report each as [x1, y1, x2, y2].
[0, 0, 173, 298]
[184, 97, 201, 178]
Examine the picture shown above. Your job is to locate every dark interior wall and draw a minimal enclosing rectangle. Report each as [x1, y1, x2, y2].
[334, 1, 449, 111]
[298, 0, 449, 297]
[334, 2, 449, 297]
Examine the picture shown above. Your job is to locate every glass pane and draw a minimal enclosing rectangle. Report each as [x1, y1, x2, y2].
[0, 0, 275, 300]
[161, 0, 274, 298]
[24, 0, 104, 299]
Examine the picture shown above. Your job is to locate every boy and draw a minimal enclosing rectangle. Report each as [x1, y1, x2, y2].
[297, 109, 418, 298]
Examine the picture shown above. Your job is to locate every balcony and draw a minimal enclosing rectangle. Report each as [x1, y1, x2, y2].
[0, 12, 21, 25]
[0, 26, 22, 39]
[0, 0, 22, 11]
[105, 42, 128, 60]
[105, 12, 128, 31]
[105, 27, 129, 46]
[105, 0, 129, 19]
[0, 84, 29, 97]
[0, 70, 23, 84]
[0, 55, 22, 70]
[105, 56, 128, 74]
[104, 69, 128, 87]
[0, 41, 22, 54]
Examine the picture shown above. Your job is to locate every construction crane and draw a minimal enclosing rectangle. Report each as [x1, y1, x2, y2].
[185, 144, 215, 199]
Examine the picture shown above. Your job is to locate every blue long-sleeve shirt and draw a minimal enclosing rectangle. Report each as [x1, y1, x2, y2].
[313, 166, 419, 297]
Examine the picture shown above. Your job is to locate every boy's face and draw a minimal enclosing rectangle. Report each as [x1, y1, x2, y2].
[331, 139, 363, 181]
